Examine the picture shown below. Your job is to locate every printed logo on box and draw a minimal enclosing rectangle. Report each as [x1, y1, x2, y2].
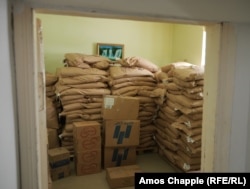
[112, 148, 129, 166]
[77, 137, 100, 150]
[113, 122, 132, 144]
[80, 126, 97, 138]
[80, 151, 99, 162]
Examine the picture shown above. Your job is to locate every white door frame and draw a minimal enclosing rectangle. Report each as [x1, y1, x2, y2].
[13, 3, 236, 189]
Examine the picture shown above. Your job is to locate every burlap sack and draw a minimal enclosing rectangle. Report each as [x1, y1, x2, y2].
[57, 67, 108, 77]
[154, 70, 170, 83]
[59, 108, 101, 117]
[91, 60, 110, 70]
[59, 75, 109, 85]
[176, 115, 202, 128]
[140, 120, 154, 126]
[186, 113, 203, 121]
[46, 85, 56, 93]
[176, 139, 201, 156]
[65, 82, 108, 89]
[140, 124, 156, 132]
[109, 76, 155, 86]
[182, 91, 203, 100]
[173, 77, 197, 88]
[46, 97, 59, 129]
[46, 72, 58, 86]
[159, 148, 177, 165]
[180, 133, 201, 148]
[139, 111, 154, 117]
[165, 82, 182, 91]
[109, 66, 155, 79]
[176, 150, 201, 165]
[161, 105, 182, 116]
[61, 98, 90, 106]
[184, 85, 203, 94]
[166, 93, 203, 108]
[112, 86, 155, 95]
[83, 54, 110, 63]
[58, 88, 111, 96]
[175, 155, 200, 172]
[139, 106, 157, 114]
[63, 102, 102, 112]
[155, 133, 179, 151]
[64, 53, 86, 67]
[64, 123, 73, 132]
[171, 122, 202, 136]
[158, 110, 180, 123]
[154, 118, 180, 137]
[172, 102, 203, 115]
[124, 56, 159, 73]
[173, 64, 204, 81]
[59, 94, 84, 102]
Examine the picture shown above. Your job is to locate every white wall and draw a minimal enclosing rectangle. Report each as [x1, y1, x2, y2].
[0, 0, 19, 189]
[229, 24, 250, 172]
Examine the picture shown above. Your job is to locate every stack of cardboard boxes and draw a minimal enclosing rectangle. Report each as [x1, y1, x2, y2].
[48, 147, 71, 181]
[101, 95, 140, 168]
[101, 95, 143, 188]
[73, 121, 102, 176]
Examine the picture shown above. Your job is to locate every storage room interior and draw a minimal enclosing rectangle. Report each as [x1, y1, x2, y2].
[36, 12, 206, 189]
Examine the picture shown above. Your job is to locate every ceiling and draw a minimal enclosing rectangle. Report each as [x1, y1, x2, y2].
[21, 0, 250, 23]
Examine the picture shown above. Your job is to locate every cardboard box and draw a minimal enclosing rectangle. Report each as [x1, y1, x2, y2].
[47, 128, 59, 149]
[104, 120, 140, 147]
[106, 165, 142, 189]
[102, 95, 139, 120]
[103, 147, 137, 168]
[74, 136, 101, 152]
[73, 121, 101, 139]
[50, 164, 70, 181]
[74, 149, 102, 176]
[48, 147, 70, 168]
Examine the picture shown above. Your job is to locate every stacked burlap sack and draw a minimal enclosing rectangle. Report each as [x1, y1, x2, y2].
[46, 72, 60, 130]
[108, 56, 165, 150]
[154, 62, 204, 172]
[55, 53, 111, 155]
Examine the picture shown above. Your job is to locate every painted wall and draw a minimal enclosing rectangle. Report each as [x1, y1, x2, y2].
[0, 0, 19, 189]
[36, 14, 176, 73]
[36, 13, 203, 73]
[229, 24, 250, 172]
[171, 24, 203, 65]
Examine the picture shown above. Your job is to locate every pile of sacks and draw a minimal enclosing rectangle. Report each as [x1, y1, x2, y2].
[154, 62, 204, 172]
[55, 53, 111, 155]
[45, 72, 60, 130]
[108, 57, 165, 150]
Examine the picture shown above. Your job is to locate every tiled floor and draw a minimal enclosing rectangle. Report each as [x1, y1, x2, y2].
[52, 152, 179, 189]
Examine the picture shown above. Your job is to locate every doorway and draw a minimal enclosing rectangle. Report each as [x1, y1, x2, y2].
[13, 5, 235, 189]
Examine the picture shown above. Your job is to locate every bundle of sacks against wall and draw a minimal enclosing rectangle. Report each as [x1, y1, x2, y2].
[154, 62, 204, 172]
[55, 53, 111, 155]
[108, 56, 166, 150]
[46, 72, 60, 130]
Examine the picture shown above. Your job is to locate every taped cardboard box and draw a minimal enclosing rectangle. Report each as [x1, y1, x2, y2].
[104, 119, 140, 147]
[74, 135, 101, 152]
[73, 121, 101, 139]
[102, 95, 139, 120]
[74, 149, 102, 176]
[48, 147, 70, 168]
[50, 164, 70, 181]
[103, 146, 137, 168]
[106, 165, 142, 189]
[47, 128, 59, 149]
